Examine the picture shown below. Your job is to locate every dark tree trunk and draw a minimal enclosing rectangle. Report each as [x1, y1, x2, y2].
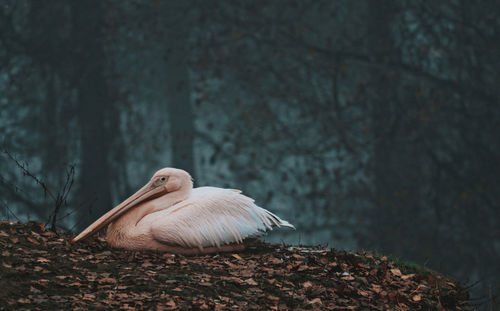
[366, 1, 428, 261]
[71, 0, 114, 229]
[366, 1, 409, 253]
[27, 1, 70, 222]
[164, 5, 195, 178]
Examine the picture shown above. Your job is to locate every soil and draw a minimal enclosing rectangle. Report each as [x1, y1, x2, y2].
[0, 221, 470, 310]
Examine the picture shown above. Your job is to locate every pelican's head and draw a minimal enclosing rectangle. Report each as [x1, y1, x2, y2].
[152, 168, 193, 193]
[72, 168, 193, 243]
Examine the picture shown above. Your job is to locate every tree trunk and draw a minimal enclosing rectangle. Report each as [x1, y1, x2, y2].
[164, 5, 195, 178]
[71, 0, 114, 230]
[366, 1, 428, 260]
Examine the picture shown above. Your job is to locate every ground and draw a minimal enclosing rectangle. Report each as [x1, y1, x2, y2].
[0, 221, 470, 310]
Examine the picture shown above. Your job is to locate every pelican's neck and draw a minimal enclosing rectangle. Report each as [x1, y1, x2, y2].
[106, 182, 193, 241]
[148, 184, 192, 213]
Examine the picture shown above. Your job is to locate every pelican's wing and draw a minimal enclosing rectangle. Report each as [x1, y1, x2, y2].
[149, 187, 295, 250]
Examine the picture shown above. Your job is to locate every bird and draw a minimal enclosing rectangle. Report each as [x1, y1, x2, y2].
[72, 168, 295, 254]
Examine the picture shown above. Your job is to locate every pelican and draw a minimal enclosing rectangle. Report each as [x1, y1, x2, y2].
[72, 168, 295, 254]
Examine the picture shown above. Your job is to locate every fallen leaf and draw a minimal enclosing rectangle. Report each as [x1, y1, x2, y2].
[27, 237, 39, 245]
[308, 298, 322, 305]
[412, 294, 422, 302]
[245, 278, 258, 286]
[358, 290, 370, 297]
[231, 254, 243, 260]
[36, 257, 50, 263]
[83, 294, 96, 301]
[68, 282, 88, 287]
[390, 268, 402, 276]
[401, 273, 415, 280]
[98, 277, 117, 284]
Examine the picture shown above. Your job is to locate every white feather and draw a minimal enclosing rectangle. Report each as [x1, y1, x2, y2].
[150, 187, 295, 249]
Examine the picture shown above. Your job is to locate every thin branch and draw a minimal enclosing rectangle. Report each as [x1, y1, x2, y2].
[2, 150, 56, 201]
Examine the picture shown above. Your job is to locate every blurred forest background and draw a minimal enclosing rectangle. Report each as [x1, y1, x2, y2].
[1, 0, 499, 308]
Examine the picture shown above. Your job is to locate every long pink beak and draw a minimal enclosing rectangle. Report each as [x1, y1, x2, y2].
[72, 183, 167, 243]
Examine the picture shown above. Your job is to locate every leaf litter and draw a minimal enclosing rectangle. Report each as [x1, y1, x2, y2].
[0, 221, 471, 310]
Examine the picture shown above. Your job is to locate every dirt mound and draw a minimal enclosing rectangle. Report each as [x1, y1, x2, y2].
[0, 221, 470, 310]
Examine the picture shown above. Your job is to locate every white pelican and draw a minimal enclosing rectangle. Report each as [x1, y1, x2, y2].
[72, 168, 295, 254]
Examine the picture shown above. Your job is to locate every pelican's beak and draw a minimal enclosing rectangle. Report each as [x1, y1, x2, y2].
[72, 182, 167, 243]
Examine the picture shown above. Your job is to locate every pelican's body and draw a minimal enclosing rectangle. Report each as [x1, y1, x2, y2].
[73, 168, 294, 254]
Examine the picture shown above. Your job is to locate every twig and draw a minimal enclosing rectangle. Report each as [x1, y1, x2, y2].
[1, 149, 76, 231]
[2, 150, 56, 201]
[0, 199, 21, 222]
[48, 165, 75, 231]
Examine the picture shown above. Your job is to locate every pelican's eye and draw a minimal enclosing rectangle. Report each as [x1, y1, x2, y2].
[151, 176, 168, 188]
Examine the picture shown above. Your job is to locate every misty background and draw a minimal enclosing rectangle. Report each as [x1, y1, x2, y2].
[1, 0, 499, 308]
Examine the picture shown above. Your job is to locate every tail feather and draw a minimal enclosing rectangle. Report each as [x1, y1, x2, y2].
[277, 219, 296, 230]
[263, 209, 296, 230]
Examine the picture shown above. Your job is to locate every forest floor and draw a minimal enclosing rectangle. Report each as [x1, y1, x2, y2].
[0, 221, 470, 310]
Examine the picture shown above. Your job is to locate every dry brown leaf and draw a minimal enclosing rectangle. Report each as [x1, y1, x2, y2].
[98, 277, 117, 284]
[231, 254, 243, 260]
[68, 282, 88, 287]
[141, 260, 153, 268]
[358, 290, 370, 297]
[55, 275, 68, 280]
[307, 298, 322, 305]
[413, 294, 422, 302]
[36, 257, 50, 263]
[214, 304, 226, 311]
[401, 273, 415, 280]
[27, 237, 40, 245]
[390, 268, 402, 276]
[245, 278, 258, 286]
[267, 295, 280, 301]
[302, 281, 313, 288]
[82, 294, 96, 301]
